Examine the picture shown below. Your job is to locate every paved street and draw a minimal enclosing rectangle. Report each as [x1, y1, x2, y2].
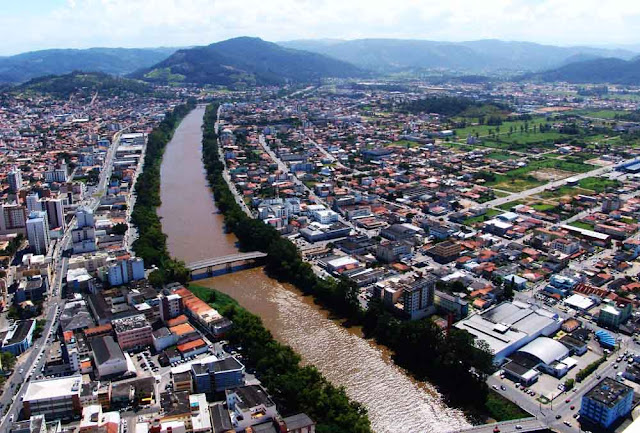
[482, 159, 634, 208]
[0, 125, 129, 431]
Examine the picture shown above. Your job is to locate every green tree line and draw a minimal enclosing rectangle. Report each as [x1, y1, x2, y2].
[196, 288, 372, 433]
[131, 100, 196, 286]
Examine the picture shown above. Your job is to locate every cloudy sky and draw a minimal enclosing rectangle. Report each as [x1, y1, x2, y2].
[2, 0, 640, 55]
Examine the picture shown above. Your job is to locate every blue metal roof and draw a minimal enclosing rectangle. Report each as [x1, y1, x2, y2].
[595, 330, 616, 348]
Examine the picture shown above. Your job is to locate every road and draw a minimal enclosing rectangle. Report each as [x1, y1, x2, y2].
[481, 157, 639, 208]
[0, 124, 126, 432]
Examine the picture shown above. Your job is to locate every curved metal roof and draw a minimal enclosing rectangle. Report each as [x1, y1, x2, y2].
[517, 337, 569, 365]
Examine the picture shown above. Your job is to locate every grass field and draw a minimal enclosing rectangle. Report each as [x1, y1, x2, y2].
[462, 208, 501, 226]
[571, 109, 626, 119]
[484, 158, 596, 192]
[539, 185, 594, 199]
[570, 220, 595, 230]
[487, 175, 545, 192]
[455, 117, 552, 138]
[488, 151, 519, 161]
[531, 203, 556, 212]
[578, 177, 621, 193]
[497, 200, 527, 210]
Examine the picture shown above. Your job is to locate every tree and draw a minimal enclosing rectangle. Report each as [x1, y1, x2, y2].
[1, 352, 16, 371]
[111, 223, 128, 236]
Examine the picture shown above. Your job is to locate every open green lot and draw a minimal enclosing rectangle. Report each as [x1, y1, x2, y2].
[483, 158, 596, 192]
[578, 177, 621, 193]
[462, 208, 501, 226]
[570, 220, 595, 230]
[571, 109, 626, 119]
[487, 151, 519, 161]
[539, 185, 595, 199]
[455, 117, 552, 138]
[497, 200, 527, 210]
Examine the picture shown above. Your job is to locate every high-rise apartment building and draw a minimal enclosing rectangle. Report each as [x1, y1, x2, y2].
[26, 211, 50, 255]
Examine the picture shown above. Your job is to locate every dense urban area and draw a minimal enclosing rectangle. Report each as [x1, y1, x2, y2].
[4, 39, 640, 433]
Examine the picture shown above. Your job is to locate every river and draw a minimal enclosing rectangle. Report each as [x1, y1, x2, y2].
[158, 105, 471, 433]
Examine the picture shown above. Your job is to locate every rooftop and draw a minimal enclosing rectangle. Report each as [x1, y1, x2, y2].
[23, 375, 83, 401]
[584, 377, 633, 408]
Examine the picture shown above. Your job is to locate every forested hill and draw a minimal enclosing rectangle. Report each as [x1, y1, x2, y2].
[522, 56, 640, 84]
[0, 47, 176, 84]
[16, 71, 152, 98]
[132, 37, 366, 87]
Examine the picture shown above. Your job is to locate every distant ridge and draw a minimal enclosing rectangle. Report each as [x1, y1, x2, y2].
[279, 38, 637, 73]
[132, 37, 366, 86]
[522, 57, 640, 84]
[0, 47, 177, 84]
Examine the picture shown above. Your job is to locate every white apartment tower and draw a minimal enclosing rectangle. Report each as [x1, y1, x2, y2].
[7, 167, 22, 193]
[26, 193, 43, 214]
[26, 211, 50, 255]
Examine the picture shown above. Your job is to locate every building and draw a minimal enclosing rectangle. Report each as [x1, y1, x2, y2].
[172, 371, 192, 393]
[191, 357, 245, 393]
[1, 320, 35, 355]
[44, 163, 68, 183]
[173, 287, 230, 337]
[26, 211, 50, 255]
[8, 167, 23, 193]
[1, 204, 27, 233]
[77, 404, 120, 433]
[434, 290, 469, 319]
[91, 336, 127, 378]
[26, 194, 42, 214]
[502, 337, 573, 386]
[112, 314, 153, 350]
[160, 391, 191, 430]
[580, 377, 633, 429]
[153, 327, 178, 352]
[455, 301, 562, 364]
[599, 303, 633, 329]
[72, 207, 96, 254]
[104, 257, 144, 287]
[226, 385, 278, 431]
[375, 241, 413, 263]
[189, 394, 212, 433]
[9, 414, 61, 433]
[427, 240, 461, 264]
[23, 375, 83, 420]
[402, 276, 436, 320]
[43, 199, 65, 230]
[160, 293, 184, 321]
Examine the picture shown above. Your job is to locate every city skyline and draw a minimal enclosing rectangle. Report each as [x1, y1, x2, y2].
[3, 0, 640, 55]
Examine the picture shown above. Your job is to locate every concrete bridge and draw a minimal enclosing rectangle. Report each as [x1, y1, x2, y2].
[454, 418, 544, 433]
[187, 252, 267, 277]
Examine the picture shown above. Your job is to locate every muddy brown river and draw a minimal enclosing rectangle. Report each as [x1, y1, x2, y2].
[158, 105, 470, 433]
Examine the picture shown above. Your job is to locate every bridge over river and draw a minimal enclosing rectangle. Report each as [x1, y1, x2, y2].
[186, 251, 267, 277]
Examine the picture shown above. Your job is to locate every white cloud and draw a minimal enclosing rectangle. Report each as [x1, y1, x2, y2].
[2, 0, 640, 54]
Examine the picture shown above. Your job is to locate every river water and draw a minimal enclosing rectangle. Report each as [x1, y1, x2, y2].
[158, 106, 471, 433]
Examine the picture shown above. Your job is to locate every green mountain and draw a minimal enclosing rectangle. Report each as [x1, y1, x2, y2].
[0, 47, 176, 84]
[16, 71, 152, 98]
[279, 38, 637, 73]
[522, 57, 640, 84]
[133, 37, 365, 86]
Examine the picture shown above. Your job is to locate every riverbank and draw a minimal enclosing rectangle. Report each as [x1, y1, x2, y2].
[202, 103, 526, 423]
[187, 284, 372, 432]
[138, 103, 373, 432]
[131, 100, 194, 285]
